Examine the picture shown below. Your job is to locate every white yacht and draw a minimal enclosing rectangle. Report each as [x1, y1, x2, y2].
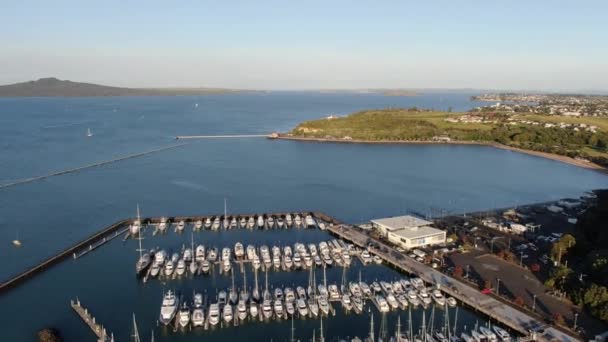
[135, 252, 151, 276]
[318, 221, 326, 230]
[183, 248, 193, 263]
[164, 261, 175, 276]
[371, 282, 382, 293]
[294, 214, 302, 226]
[207, 248, 218, 262]
[247, 216, 255, 229]
[200, 260, 211, 274]
[234, 242, 245, 259]
[397, 294, 409, 309]
[159, 290, 179, 325]
[237, 300, 248, 320]
[375, 295, 390, 313]
[176, 220, 185, 232]
[308, 298, 319, 317]
[373, 255, 383, 264]
[176, 259, 186, 276]
[194, 220, 203, 230]
[305, 214, 316, 227]
[352, 295, 363, 313]
[208, 303, 220, 326]
[230, 217, 238, 229]
[447, 297, 457, 307]
[267, 215, 275, 228]
[246, 245, 256, 260]
[285, 300, 295, 317]
[461, 333, 475, 342]
[285, 214, 293, 227]
[189, 260, 198, 275]
[361, 250, 372, 264]
[222, 216, 230, 229]
[341, 293, 352, 311]
[257, 215, 265, 228]
[192, 293, 204, 327]
[178, 302, 190, 328]
[359, 282, 372, 297]
[212, 217, 221, 230]
[149, 263, 161, 277]
[277, 217, 284, 228]
[317, 284, 328, 299]
[328, 284, 340, 300]
[195, 245, 206, 262]
[252, 255, 261, 270]
[250, 302, 259, 319]
[204, 217, 212, 229]
[492, 326, 511, 342]
[222, 304, 233, 323]
[296, 298, 308, 317]
[293, 252, 302, 269]
[262, 300, 273, 319]
[274, 299, 284, 318]
[158, 217, 168, 232]
[432, 289, 446, 306]
[407, 290, 421, 307]
[386, 294, 400, 310]
[322, 253, 333, 267]
[479, 327, 498, 342]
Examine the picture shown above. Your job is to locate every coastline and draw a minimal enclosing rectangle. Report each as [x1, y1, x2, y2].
[274, 135, 608, 174]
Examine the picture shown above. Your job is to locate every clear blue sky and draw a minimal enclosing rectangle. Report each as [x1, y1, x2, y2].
[1, 0, 607, 91]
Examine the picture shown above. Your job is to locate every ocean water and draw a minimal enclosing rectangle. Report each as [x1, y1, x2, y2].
[0, 92, 606, 341]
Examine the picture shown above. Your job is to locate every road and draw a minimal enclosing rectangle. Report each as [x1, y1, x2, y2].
[327, 224, 579, 342]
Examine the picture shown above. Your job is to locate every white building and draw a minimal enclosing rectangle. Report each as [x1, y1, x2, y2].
[371, 215, 446, 250]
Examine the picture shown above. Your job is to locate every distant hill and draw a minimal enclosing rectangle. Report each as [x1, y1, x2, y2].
[0, 78, 259, 97]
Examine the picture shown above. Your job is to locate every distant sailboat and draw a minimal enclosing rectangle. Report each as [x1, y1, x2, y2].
[12, 228, 21, 247]
[86, 128, 93, 137]
[194, 103, 199, 108]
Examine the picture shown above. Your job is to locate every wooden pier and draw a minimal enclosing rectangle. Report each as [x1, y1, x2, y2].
[70, 298, 113, 342]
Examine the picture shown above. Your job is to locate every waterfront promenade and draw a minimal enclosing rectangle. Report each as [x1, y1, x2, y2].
[327, 224, 579, 342]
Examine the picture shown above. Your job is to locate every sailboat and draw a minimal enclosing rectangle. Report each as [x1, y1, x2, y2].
[12, 228, 22, 247]
[135, 221, 151, 276]
[131, 313, 141, 342]
[252, 267, 261, 303]
[86, 128, 93, 137]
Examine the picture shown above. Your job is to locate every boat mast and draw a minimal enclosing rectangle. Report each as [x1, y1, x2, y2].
[408, 306, 413, 342]
[421, 311, 426, 342]
[254, 267, 259, 294]
[429, 305, 436, 335]
[137, 205, 144, 260]
[369, 312, 375, 342]
[319, 316, 325, 342]
[150, 330, 154, 342]
[132, 313, 141, 342]
[453, 306, 459, 337]
[444, 303, 451, 338]
[323, 264, 327, 288]
[396, 315, 402, 342]
[291, 315, 295, 342]
[243, 268, 248, 295]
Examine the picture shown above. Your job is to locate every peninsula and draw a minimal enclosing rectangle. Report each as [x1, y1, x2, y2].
[0, 77, 260, 97]
[284, 108, 608, 171]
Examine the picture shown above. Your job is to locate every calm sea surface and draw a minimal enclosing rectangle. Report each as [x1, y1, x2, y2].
[0, 92, 606, 341]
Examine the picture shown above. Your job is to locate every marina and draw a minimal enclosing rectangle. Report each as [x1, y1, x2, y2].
[2, 210, 568, 341]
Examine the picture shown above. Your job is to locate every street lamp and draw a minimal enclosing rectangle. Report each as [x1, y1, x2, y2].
[532, 294, 537, 312]
[520, 251, 524, 266]
[574, 312, 579, 330]
[496, 278, 501, 296]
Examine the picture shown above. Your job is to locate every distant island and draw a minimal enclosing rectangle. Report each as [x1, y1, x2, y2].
[282, 107, 608, 171]
[0, 77, 261, 97]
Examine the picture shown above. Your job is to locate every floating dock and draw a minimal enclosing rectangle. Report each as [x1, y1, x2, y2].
[70, 298, 113, 342]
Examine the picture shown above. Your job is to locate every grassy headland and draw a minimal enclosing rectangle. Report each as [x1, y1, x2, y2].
[287, 108, 608, 169]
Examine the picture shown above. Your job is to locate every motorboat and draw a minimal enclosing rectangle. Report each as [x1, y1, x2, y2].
[447, 297, 457, 307]
[284, 288, 295, 302]
[222, 216, 230, 229]
[194, 220, 203, 230]
[222, 304, 233, 323]
[212, 217, 221, 230]
[195, 245, 206, 262]
[479, 327, 498, 342]
[392, 281, 404, 295]
[204, 217, 212, 229]
[359, 282, 372, 297]
[314, 255, 323, 267]
[183, 248, 192, 262]
[461, 333, 475, 342]
[322, 253, 333, 267]
[361, 250, 372, 264]
[149, 263, 161, 277]
[178, 302, 190, 328]
[274, 287, 284, 301]
[380, 281, 393, 295]
[386, 294, 400, 310]
[349, 282, 362, 298]
[230, 217, 238, 229]
[159, 290, 179, 325]
[252, 255, 261, 270]
[192, 293, 204, 327]
[371, 281, 382, 293]
[432, 289, 446, 306]
[283, 255, 293, 270]
[352, 295, 364, 313]
[208, 303, 220, 326]
[239, 216, 247, 228]
[492, 326, 511, 342]
[267, 215, 274, 228]
[296, 286, 307, 300]
[435, 331, 450, 342]
[410, 278, 425, 289]
[341, 293, 352, 311]
[397, 294, 409, 309]
[257, 215, 265, 228]
[305, 214, 315, 227]
[418, 289, 432, 307]
[375, 295, 390, 313]
[294, 214, 302, 226]
[293, 253, 302, 269]
[246, 245, 256, 260]
[373, 255, 383, 264]
[317, 284, 328, 299]
[328, 284, 340, 300]
[408, 290, 421, 307]
[247, 216, 255, 229]
[277, 217, 284, 228]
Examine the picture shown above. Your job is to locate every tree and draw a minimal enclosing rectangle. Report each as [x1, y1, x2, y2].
[453, 265, 463, 278]
[551, 234, 576, 263]
[552, 313, 565, 325]
[514, 296, 525, 306]
[531, 263, 541, 272]
[484, 280, 492, 290]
